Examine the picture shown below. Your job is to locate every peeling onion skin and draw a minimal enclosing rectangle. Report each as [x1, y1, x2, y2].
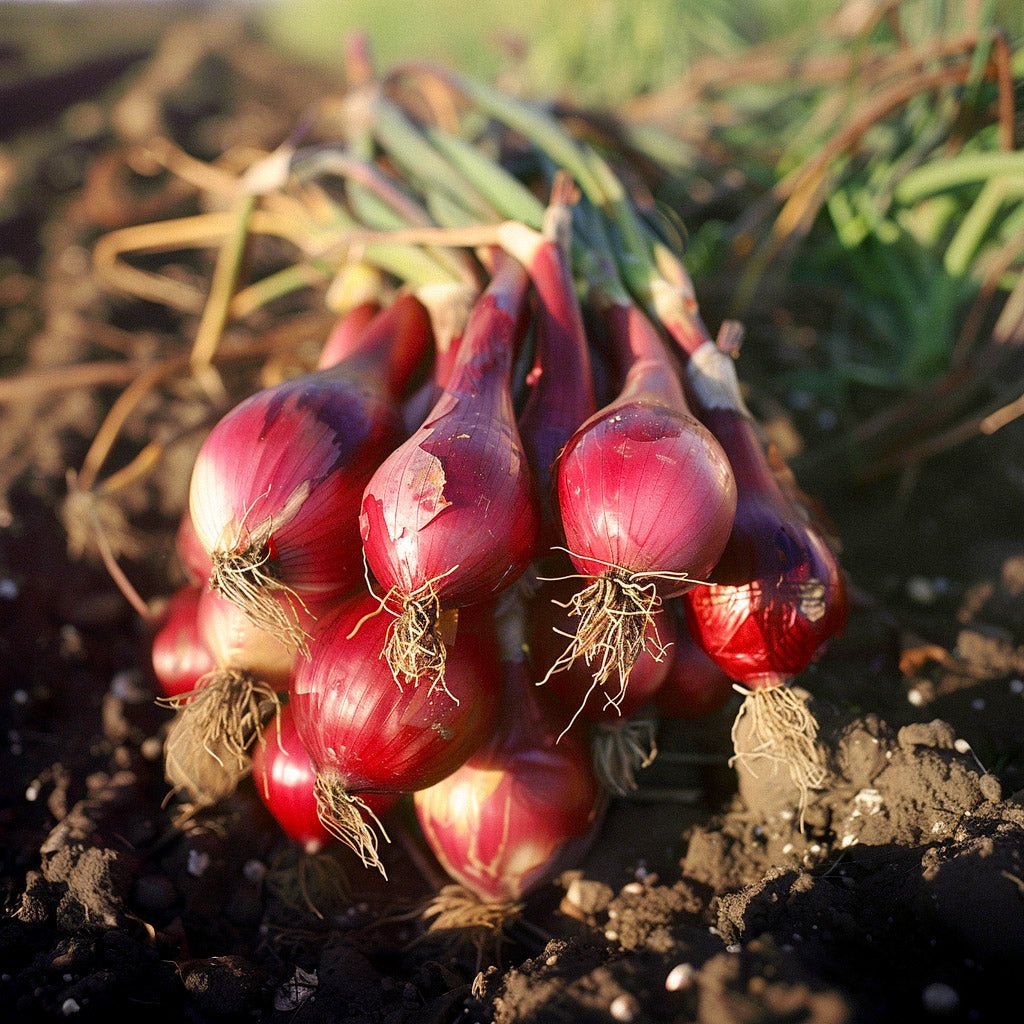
[684, 409, 848, 689]
[359, 255, 540, 615]
[530, 575, 675, 723]
[556, 304, 737, 593]
[151, 585, 216, 699]
[251, 703, 397, 853]
[289, 597, 501, 795]
[189, 296, 431, 615]
[414, 658, 605, 904]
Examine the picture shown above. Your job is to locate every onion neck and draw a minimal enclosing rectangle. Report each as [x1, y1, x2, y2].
[602, 300, 689, 412]
[329, 292, 431, 400]
[444, 249, 529, 402]
[701, 406, 784, 505]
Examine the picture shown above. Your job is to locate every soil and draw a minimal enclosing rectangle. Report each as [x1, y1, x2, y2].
[3, 10, 1024, 1024]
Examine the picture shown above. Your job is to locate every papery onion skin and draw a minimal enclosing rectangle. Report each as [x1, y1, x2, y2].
[151, 585, 216, 699]
[190, 372, 403, 607]
[189, 296, 431, 632]
[684, 409, 848, 688]
[530, 575, 674, 723]
[655, 600, 735, 720]
[556, 303, 736, 592]
[360, 256, 539, 613]
[289, 596, 500, 794]
[414, 658, 605, 904]
[251, 703, 397, 853]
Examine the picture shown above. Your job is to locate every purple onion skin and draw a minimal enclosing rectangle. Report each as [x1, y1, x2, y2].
[684, 409, 848, 688]
[290, 597, 500, 794]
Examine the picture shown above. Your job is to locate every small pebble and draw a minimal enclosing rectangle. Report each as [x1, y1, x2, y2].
[12, 689, 28, 706]
[906, 576, 936, 605]
[609, 993, 640, 1022]
[0, 579, 18, 599]
[907, 688, 925, 707]
[665, 963, 695, 992]
[243, 859, 266, 884]
[61, 999, 80, 1016]
[816, 408, 838, 431]
[1009, 679, 1023, 695]
[187, 849, 210, 877]
[970, 698, 986, 711]
[922, 982, 960, 1014]
[140, 736, 163, 762]
[726, 943, 742, 953]
[604, 930, 618, 942]
[621, 881, 644, 896]
[110, 670, 149, 704]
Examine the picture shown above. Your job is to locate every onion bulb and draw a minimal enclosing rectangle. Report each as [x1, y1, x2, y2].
[415, 596, 605, 909]
[547, 297, 735, 701]
[150, 585, 215, 699]
[189, 294, 430, 652]
[251, 703, 397, 854]
[360, 252, 540, 689]
[290, 595, 500, 876]
[682, 333, 848, 808]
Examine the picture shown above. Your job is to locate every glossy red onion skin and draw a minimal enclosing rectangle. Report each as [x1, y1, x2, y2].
[517, 238, 595, 550]
[557, 367, 735, 596]
[151, 586, 216, 698]
[290, 597, 500, 794]
[684, 409, 848, 689]
[175, 511, 212, 586]
[190, 298, 430, 604]
[316, 300, 381, 370]
[360, 257, 540, 610]
[655, 600, 735, 720]
[414, 658, 605, 903]
[196, 587, 321, 689]
[251, 704, 397, 852]
[530, 576, 674, 723]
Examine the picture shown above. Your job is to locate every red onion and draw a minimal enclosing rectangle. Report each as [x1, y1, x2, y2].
[681, 332, 848, 803]
[189, 294, 430, 652]
[161, 587, 324, 811]
[530, 572, 674, 795]
[548, 297, 736, 696]
[500, 193, 595, 550]
[316, 299, 381, 370]
[290, 595, 500, 875]
[414, 597, 605, 906]
[175, 510, 212, 586]
[359, 252, 540, 688]
[151, 585, 215, 699]
[655, 599, 734, 721]
[251, 702, 397, 854]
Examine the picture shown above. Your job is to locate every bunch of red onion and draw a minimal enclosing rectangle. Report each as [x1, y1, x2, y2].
[138, 85, 851, 908]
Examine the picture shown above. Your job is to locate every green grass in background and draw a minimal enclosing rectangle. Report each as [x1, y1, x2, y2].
[260, 0, 840, 101]
[262, 0, 1023, 102]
